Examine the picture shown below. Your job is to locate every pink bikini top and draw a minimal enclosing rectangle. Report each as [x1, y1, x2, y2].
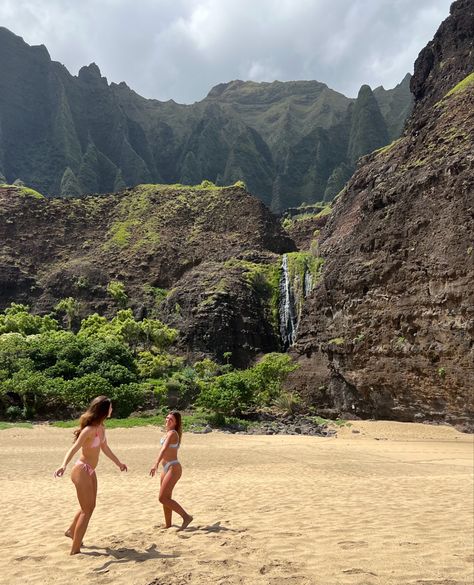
[91, 427, 106, 448]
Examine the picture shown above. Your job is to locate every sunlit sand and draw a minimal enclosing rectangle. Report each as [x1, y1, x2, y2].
[0, 421, 472, 584]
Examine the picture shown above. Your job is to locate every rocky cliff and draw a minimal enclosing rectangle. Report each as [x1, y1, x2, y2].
[289, 0, 474, 430]
[0, 26, 412, 210]
[0, 183, 295, 366]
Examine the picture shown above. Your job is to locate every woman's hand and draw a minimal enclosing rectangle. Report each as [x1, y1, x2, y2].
[118, 462, 128, 472]
[54, 466, 65, 478]
[149, 466, 157, 477]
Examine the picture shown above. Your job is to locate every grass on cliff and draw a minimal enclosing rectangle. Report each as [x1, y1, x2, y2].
[445, 72, 474, 98]
[223, 258, 281, 330]
[0, 184, 45, 199]
[103, 180, 247, 251]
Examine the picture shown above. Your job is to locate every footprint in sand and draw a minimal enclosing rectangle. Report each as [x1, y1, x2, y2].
[337, 540, 368, 549]
[15, 555, 46, 562]
[399, 541, 420, 546]
[343, 568, 377, 576]
[414, 580, 460, 585]
[259, 560, 294, 575]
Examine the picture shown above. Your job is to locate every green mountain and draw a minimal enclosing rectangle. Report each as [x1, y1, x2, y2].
[0, 27, 413, 210]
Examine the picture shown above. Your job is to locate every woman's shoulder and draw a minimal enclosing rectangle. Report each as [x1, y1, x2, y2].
[82, 425, 99, 436]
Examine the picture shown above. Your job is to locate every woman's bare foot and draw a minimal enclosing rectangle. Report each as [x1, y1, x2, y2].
[70, 549, 81, 555]
[179, 514, 193, 530]
[65, 530, 73, 539]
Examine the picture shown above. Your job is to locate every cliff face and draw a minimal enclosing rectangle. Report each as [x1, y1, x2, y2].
[0, 184, 295, 366]
[290, 0, 474, 430]
[0, 27, 412, 210]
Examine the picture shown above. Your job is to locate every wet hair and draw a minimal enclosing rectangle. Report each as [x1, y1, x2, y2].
[73, 396, 111, 441]
[169, 410, 183, 443]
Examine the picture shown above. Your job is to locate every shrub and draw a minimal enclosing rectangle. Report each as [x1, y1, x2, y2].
[197, 371, 254, 416]
[250, 353, 299, 404]
[109, 383, 148, 418]
[137, 351, 184, 378]
[0, 303, 58, 335]
[107, 281, 128, 307]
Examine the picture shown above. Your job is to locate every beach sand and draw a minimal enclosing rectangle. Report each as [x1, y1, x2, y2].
[0, 420, 472, 585]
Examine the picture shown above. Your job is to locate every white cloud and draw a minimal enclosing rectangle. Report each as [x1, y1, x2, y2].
[0, 0, 453, 102]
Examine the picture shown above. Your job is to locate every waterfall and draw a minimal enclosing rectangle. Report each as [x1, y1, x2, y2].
[304, 271, 313, 297]
[279, 254, 316, 349]
[279, 254, 297, 349]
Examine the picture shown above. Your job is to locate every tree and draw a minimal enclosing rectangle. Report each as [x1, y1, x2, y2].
[0, 304, 58, 335]
[107, 281, 128, 308]
[55, 297, 81, 330]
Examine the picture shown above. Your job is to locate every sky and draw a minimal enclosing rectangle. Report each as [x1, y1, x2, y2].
[0, 0, 453, 104]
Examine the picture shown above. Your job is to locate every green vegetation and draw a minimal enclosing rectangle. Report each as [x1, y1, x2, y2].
[51, 411, 212, 430]
[445, 72, 474, 97]
[55, 297, 81, 330]
[328, 337, 345, 346]
[224, 258, 281, 330]
[0, 305, 299, 424]
[107, 281, 128, 307]
[438, 367, 446, 379]
[1, 183, 45, 199]
[375, 138, 402, 156]
[310, 415, 350, 428]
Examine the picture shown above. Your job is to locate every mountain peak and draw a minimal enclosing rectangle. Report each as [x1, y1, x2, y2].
[411, 0, 474, 113]
[78, 62, 105, 82]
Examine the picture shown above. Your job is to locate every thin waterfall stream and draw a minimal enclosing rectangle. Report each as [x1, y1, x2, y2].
[278, 253, 316, 349]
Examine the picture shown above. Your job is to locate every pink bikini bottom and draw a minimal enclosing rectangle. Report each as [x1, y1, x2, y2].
[74, 460, 95, 476]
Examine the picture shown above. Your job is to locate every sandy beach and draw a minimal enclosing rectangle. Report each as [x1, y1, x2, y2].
[0, 420, 472, 585]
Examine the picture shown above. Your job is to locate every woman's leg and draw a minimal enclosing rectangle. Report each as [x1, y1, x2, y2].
[65, 510, 81, 538]
[159, 465, 192, 529]
[70, 466, 97, 554]
[160, 470, 173, 528]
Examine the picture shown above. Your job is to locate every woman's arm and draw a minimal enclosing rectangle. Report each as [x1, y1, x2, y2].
[101, 438, 127, 471]
[149, 431, 173, 477]
[54, 427, 91, 477]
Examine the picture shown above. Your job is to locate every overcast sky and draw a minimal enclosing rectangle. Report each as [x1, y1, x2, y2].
[0, 0, 453, 103]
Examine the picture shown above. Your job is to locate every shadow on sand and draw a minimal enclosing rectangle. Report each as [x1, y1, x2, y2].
[81, 543, 178, 572]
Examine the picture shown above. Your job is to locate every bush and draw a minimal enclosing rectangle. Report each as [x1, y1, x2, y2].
[107, 281, 128, 307]
[66, 374, 114, 408]
[109, 383, 148, 418]
[250, 353, 299, 404]
[197, 371, 254, 416]
[0, 304, 58, 335]
[137, 351, 184, 378]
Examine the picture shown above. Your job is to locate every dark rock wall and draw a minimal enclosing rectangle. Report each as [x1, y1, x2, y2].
[0, 185, 295, 365]
[289, 0, 474, 430]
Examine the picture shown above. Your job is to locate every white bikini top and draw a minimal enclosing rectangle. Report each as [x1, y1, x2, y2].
[160, 430, 180, 449]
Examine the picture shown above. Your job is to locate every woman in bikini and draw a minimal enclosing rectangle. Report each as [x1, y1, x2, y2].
[54, 395, 127, 554]
[149, 411, 193, 530]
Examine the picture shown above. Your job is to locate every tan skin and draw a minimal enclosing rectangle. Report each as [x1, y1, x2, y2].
[54, 404, 127, 554]
[149, 413, 192, 530]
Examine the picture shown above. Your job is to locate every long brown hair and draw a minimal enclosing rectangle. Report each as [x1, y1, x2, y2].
[73, 396, 111, 441]
[169, 410, 182, 443]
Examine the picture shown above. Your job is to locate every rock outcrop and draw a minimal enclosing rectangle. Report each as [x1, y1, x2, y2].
[0, 184, 295, 365]
[289, 0, 474, 430]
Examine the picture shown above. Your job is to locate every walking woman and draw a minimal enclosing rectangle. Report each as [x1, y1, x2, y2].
[149, 411, 193, 530]
[54, 395, 128, 554]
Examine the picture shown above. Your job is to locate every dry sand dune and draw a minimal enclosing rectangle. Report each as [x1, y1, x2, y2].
[0, 421, 472, 585]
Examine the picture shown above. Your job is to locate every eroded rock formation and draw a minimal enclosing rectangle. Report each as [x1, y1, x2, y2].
[289, 0, 474, 430]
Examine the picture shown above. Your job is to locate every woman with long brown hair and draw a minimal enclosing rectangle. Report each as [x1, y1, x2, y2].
[149, 411, 192, 530]
[54, 395, 127, 554]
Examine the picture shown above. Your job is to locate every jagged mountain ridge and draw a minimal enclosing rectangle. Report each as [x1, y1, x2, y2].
[0, 26, 412, 210]
[289, 0, 474, 430]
